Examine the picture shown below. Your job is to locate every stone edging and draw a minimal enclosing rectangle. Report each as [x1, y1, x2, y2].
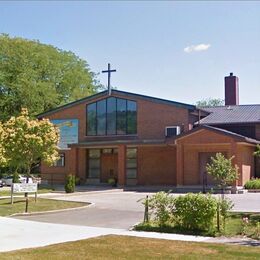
[9, 202, 94, 217]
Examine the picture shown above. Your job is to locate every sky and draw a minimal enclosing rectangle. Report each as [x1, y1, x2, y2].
[1, 1, 260, 105]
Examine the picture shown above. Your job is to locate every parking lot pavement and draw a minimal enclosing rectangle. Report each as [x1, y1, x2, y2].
[13, 191, 260, 230]
[13, 191, 152, 229]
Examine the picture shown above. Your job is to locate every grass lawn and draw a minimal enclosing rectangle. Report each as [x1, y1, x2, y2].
[0, 235, 260, 259]
[135, 213, 260, 240]
[0, 187, 54, 197]
[0, 197, 87, 216]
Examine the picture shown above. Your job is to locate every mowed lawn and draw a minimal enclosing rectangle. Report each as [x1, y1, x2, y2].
[0, 198, 87, 216]
[0, 235, 260, 260]
[0, 187, 54, 197]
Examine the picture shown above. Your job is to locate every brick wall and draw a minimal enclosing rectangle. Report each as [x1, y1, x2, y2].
[40, 92, 192, 183]
[137, 146, 176, 185]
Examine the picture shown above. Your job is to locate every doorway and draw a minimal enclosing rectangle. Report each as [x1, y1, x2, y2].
[100, 149, 118, 183]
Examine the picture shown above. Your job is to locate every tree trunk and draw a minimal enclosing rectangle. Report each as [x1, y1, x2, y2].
[25, 165, 31, 213]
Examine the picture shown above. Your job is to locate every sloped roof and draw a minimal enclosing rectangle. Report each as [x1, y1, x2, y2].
[172, 125, 260, 145]
[38, 89, 196, 117]
[198, 105, 260, 125]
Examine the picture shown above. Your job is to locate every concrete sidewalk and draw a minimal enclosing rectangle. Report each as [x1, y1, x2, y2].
[1, 217, 260, 253]
[0, 217, 211, 252]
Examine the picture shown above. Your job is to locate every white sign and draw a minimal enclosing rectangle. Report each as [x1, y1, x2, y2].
[12, 183, 38, 193]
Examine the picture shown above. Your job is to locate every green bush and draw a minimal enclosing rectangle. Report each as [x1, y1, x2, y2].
[244, 178, 260, 189]
[64, 174, 75, 193]
[173, 193, 217, 231]
[148, 191, 174, 227]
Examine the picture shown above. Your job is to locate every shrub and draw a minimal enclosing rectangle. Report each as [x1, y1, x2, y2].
[64, 174, 75, 193]
[173, 193, 217, 231]
[244, 178, 260, 189]
[148, 191, 174, 227]
[218, 197, 234, 230]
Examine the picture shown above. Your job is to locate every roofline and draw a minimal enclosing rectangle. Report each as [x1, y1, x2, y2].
[171, 125, 260, 145]
[37, 89, 196, 118]
[197, 121, 260, 126]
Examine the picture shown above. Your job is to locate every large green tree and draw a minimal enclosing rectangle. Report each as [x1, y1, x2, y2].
[0, 34, 101, 121]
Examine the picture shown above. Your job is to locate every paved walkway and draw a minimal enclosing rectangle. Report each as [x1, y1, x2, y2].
[0, 217, 214, 252]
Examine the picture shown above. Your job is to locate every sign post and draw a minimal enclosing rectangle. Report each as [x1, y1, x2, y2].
[11, 183, 38, 205]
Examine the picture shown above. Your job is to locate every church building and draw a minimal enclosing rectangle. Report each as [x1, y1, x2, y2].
[38, 73, 260, 189]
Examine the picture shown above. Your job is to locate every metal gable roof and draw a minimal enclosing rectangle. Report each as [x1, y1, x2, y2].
[37, 89, 196, 117]
[198, 105, 260, 125]
[172, 125, 260, 145]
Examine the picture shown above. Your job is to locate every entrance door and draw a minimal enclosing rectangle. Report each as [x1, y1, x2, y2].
[101, 153, 118, 183]
[199, 152, 220, 186]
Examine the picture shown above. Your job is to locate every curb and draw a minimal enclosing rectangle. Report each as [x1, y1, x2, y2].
[9, 202, 94, 217]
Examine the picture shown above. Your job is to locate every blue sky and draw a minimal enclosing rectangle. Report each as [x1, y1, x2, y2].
[1, 1, 260, 104]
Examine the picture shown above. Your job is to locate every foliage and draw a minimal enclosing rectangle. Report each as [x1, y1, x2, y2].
[173, 193, 217, 231]
[148, 191, 174, 227]
[254, 145, 260, 157]
[0, 108, 60, 175]
[12, 172, 20, 183]
[218, 197, 234, 230]
[0, 123, 6, 165]
[0, 34, 102, 121]
[196, 98, 224, 108]
[206, 153, 239, 189]
[65, 174, 75, 193]
[108, 178, 116, 186]
[244, 178, 260, 189]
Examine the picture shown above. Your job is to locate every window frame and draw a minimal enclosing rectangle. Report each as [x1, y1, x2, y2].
[86, 97, 137, 136]
[126, 148, 137, 179]
[53, 153, 65, 167]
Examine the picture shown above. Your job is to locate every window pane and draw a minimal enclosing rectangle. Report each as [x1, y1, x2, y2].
[127, 158, 137, 168]
[127, 101, 137, 134]
[117, 98, 127, 134]
[88, 168, 100, 178]
[107, 97, 116, 135]
[127, 148, 137, 159]
[89, 159, 100, 169]
[87, 103, 96, 135]
[54, 154, 65, 167]
[89, 149, 100, 159]
[97, 99, 106, 135]
[127, 169, 137, 179]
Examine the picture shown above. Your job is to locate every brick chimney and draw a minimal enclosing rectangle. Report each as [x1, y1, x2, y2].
[225, 72, 239, 106]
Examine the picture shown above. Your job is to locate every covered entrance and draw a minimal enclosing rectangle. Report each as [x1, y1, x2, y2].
[100, 149, 118, 183]
[86, 146, 137, 185]
[87, 148, 118, 184]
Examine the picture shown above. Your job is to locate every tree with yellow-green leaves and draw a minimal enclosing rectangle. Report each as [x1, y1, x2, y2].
[0, 108, 60, 211]
[0, 123, 7, 166]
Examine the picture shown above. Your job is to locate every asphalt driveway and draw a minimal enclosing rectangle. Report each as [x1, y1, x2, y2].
[13, 191, 152, 229]
[13, 191, 260, 229]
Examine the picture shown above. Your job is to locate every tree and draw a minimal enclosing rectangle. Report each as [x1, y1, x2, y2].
[1, 108, 60, 211]
[254, 145, 260, 157]
[0, 34, 102, 121]
[206, 153, 239, 193]
[196, 98, 224, 108]
[0, 123, 6, 166]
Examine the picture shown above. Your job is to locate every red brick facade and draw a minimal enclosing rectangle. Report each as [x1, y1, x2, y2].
[40, 90, 259, 187]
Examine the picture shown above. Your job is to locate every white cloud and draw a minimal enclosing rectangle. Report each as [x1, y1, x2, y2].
[184, 43, 211, 53]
